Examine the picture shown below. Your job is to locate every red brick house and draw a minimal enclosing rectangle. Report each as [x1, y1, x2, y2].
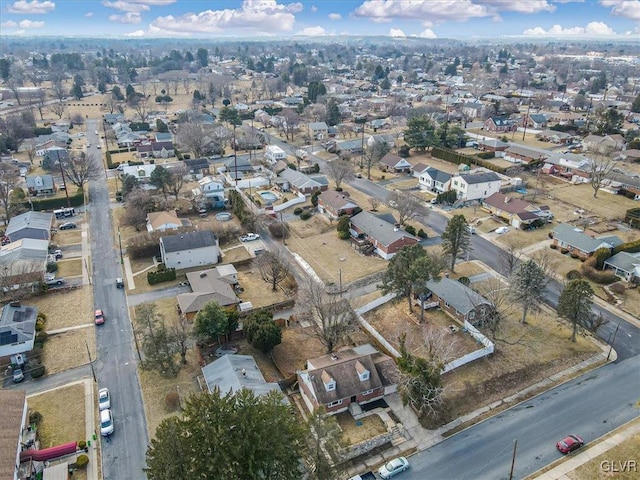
[297, 344, 398, 415]
[425, 277, 494, 326]
[317, 191, 360, 219]
[483, 116, 517, 133]
[349, 211, 419, 260]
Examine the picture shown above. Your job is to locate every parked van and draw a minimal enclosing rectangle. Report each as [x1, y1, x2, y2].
[54, 207, 75, 219]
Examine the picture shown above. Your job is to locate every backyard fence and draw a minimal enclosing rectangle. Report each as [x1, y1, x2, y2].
[442, 321, 494, 373]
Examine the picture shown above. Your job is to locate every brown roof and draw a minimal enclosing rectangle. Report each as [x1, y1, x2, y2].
[0, 390, 26, 480]
[318, 190, 359, 211]
[177, 267, 239, 314]
[483, 192, 533, 214]
[147, 210, 180, 230]
[379, 153, 404, 167]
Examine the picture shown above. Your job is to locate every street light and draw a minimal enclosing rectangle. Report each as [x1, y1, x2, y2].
[118, 228, 123, 265]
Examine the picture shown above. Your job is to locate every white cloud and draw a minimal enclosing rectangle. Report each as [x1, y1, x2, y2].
[109, 12, 142, 23]
[481, 0, 556, 13]
[102, 1, 150, 13]
[124, 29, 146, 36]
[328, 12, 341, 20]
[354, 0, 490, 24]
[311, 5, 317, 12]
[7, 0, 55, 14]
[286, 2, 303, 13]
[18, 19, 45, 28]
[1, 20, 18, 28]
[296, 26, 326, 36]
[417, 28, 437, 38]
[600, 0, 640, 20]
[84, 12, 94, 17]
[388, 28, 406, 37]
[149, 0, 297, 35]
[523, 21, 618, 36]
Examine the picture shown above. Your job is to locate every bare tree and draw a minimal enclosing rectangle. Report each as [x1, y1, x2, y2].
[172, 315, 192, 365]
[130, 95, 150, 123]
[34, 90, 47, 121]
[296, 278, 356, 353]
[7, 63, 25, 105]
[121, 188, 156, 231]
[24, 145, 37, 165]
[473, 277, 520, 342]
[50, 70, 67, 102]
[589, 147, 615, 198]
[0, 164, 21, 224]
[363, 137, 390, 179]
[255, 248, 290, 291]
[368, 197, 380, 211]
[325, 160, 354, 190]
[281, 109, 300, 141]
[102, 96, 120, 115]
[387, 190, 423, 226]
[177, 122, 217, 158]
[62, 152, 102, 191]
[166, 163, 188, 200]
[49, 102, 66, 119]
[500, 240, 523, 277]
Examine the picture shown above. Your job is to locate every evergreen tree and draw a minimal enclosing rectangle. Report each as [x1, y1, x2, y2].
[441, 215, 471, 273]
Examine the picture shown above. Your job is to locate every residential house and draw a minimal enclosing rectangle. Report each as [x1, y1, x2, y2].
[121, 164, 159, 183]
[308, 121, 329, 140]
[450, 171, 501, 202]
[482, 192, 551, 229]
[318, 191, 360, 219]
[154, 132, 173, 143]
[194, 176, 226, 208]
[606, 172, 640, 200]
[0, 238, 49, 291]
[476, 138, 509, 153]
[297, 344, 398, 415]
[0, 390, 28, 480]
[146, 210, 183, 232]
[5, 212, 53, 242]
[159, 230, 220, 270]
[425, 277, 494, 326]
[183, 158, 210, 178]
[349, 211, 419, 260]
[551, 223, 623, 259]
[603, 252, 640, 283]
[177, 265, 239, 320]
[103, 113, 125, 125]
[220, 156, 254, 175]
[483, 116, 517, 133]
[583, 134, 625, 152]
[618, 149, 640, 163]
[0, 302, 38, 359]
[536, 129, 574, 144]
[202, 354, 285, 400]
[419, 167, 452, 193]
[264, 145, 287, 165]
[136, 141, 175, 159]
[461, 101, 485, 120]
[279, 168, 328, 196]
[379, 153, 411, 173]
[35, 141, 66, 157]
[411, 163, 430, 178]
[523, 113, 548, 129]
[41, 148, 68, 165]
[51, 120, 70, 133]
[25, 175, 55, 196]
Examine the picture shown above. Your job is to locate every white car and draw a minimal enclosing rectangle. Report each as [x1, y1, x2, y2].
[379, 457, 410, 479]
[98, 388, 111, 411]
[240, 233, 260, 242]
[100, 409, 114, 436]
[495, 226, 509, 234]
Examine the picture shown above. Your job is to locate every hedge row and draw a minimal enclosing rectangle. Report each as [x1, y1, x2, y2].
[147, 266, 176, 285]
[430, 147, 507, 174]
[20, 189, 85, 211]
[613, 238, 640, 255]
[580, 257, 619, 284]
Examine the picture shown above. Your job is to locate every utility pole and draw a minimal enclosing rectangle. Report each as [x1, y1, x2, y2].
[522, 97, 532, 141]
[118, 228, 123, 265]
[85, 339, 97, 383]
[607, 322, 620, 361]
[508, 439, 518, 480]
[233, 123, 238, 187]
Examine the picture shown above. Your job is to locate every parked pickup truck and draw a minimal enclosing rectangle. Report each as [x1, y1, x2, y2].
[348, 472, 377, 480]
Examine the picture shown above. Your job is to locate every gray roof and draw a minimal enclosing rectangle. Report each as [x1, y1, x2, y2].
[607, 172, 640, 189]
[0, 303, 38, 347]
[308, 121, 328, 131]
[222, 156, 254, 172]
[604, 252, 640, 275]
[5, 211, 53, 238]
[552, 223, 623, 253]
[423, 167, 451, 183]
[161, 230, 217, 253]
[426, 277, 491, 315]
[350, 211, 418, 247]
[279, 168, 325, 190]
[202, 354, 285, 400]
[25, 174, 55, 190]
[458, 171, 501, 185]
[505, 145, 549, 159]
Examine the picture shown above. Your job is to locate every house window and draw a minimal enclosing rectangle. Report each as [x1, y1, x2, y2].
[325, 381, 336, 392]
[327, 399, 342, 407]
[469, 311, 475, 319]
[444, 301, 449, 308]
[359, 371, 369, 381]
[362, 389, 374, 396]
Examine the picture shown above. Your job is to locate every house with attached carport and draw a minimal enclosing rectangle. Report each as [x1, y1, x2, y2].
[425, 277, 494, 327]
[176, 265, 239, 320]
[159, 230, 220, 269]
[5, 212, 53, 242]
[317, 191, 360, 219]
[0, 302, 38, 361]
[450, 171, 501, 202]
[349, 211, 419, 260]
[419, 167, 452, 194]
[605, 172, 640, 200]
[603, 252, 640, 283]
[551, 223, 623, 260]
[379, 153, 411, 173]
[297, 344, 398, 415]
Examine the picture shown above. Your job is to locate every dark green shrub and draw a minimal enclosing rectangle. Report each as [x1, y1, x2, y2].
[405, 225, 416, 235]
[34, 331, 48, 348]
[613, 238, 640, 255]
[75, 454, 89, 469]
[35, 319, 45, 332]
[293, 207, 302, 215]
[78, 440, 87, 450]
[37, 312, 46, 321]
[417, 229, 428, 238]
[22, 189, 85, 211]
[458, 277, 470, 286]
[30, 364, 45, 378]
[477, 151, 495, 159]
[29, 411, 43, 425]
[33, 126, 53, 136]
[46, 262, 58, 273]
[311, 190, 321, 207]
[147, 267, 176, 285]
[313, 163, 320, 173]
[299, 211, 312, 220]
[560, 248, 569, 254]
[570, 253, 579, 259]
[566, 270, 582, 280]
[593, 247, 612, 269]
[337, 214, 350, 239]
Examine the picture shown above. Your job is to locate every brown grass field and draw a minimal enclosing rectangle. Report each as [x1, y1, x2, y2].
[336, 411, 387, 446]
[32, 287, 94, 331]
[272, 325, 328, 378]
[55, 258, 83, 278]
[43, 329, 97, 375]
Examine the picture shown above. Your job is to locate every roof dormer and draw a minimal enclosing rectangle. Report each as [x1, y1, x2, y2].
[321, 370, 336, 392]
[355, 361, 370, 382]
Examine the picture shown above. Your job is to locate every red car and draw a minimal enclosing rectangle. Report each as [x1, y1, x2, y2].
[556, 434, 584, 454]
[94, 309, 105, 325]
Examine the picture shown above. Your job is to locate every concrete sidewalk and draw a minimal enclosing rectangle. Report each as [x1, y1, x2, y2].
[529, 418, 640, 479]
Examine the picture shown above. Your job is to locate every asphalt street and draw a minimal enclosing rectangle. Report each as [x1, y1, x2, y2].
[86, 121, 149, 479]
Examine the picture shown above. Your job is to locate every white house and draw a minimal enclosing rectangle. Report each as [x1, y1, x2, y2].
[121, 164, 158, 183]
[147, 211, 182, 232]
[159, 231, 220, 269]
[197, 177, 225, 201]
[419, 167, 452, 193]
[450, 171, 501, 202]
[265, 145, 287, 165]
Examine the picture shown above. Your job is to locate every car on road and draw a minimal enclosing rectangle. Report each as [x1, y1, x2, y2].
[240, 233, 260, 242]
[59, 222, 77, 230]
[45, 277, 65, 286]
[379, 457, 409, 479]
[495, 226, 509, 234]
[12, 368, 24, 383]
[116, 277, 124, 288]
[94, 309, 105, 325]
[98, 388, 111, 410]
[100, 409, 114, 436]
[556, 434, 584, 454]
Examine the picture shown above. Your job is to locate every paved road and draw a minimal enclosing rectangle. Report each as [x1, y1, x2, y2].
[404, 356, 640, 480]
[86, 121, 149, 479]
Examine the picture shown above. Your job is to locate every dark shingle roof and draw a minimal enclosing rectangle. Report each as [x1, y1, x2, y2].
[423, 167, 451, 183]
[426, 277, 491, 315]
[161, 230, 217, 253]
[458, 171, 501, 185]
[350, 211, 418, 247]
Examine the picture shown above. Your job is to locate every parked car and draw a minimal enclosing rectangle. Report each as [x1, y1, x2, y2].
[240, 233, 260, 242]
[94, 309, 105, 325]
[12, 368, 24, 383]
[556, 434, 584, 454]
[98, 388, 111, 411]
[53, 249, 63, 260]
[100, 409, 114, 436]
[495, 226, 509, 234]
[45, 278, 65, 286]
[116, 278, 124, 289]
[379, 457, 410, 479]
[348, 472, 376, 480]
[59, 222, 77, 230]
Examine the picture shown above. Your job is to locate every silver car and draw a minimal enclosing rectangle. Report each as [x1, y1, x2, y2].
[379, 457, 409, 479]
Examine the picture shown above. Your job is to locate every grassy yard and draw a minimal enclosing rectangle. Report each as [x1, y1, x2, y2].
[56, 258, 83, 278]
[272, 325, 328, 378]
[545, 183, 638, 222]
[54, 229, 82, 246]
[336, 411, 387, 446]
[237, 265, 293, 309]
[32, 287, 94, 331]
[43, 329, 96, 375]
[28, 383, 86, 448]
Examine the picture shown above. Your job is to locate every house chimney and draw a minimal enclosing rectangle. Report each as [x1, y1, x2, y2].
[241, 369, 246, 377]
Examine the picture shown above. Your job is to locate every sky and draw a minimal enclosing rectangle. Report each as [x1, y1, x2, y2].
[0, 0, 639, 40]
